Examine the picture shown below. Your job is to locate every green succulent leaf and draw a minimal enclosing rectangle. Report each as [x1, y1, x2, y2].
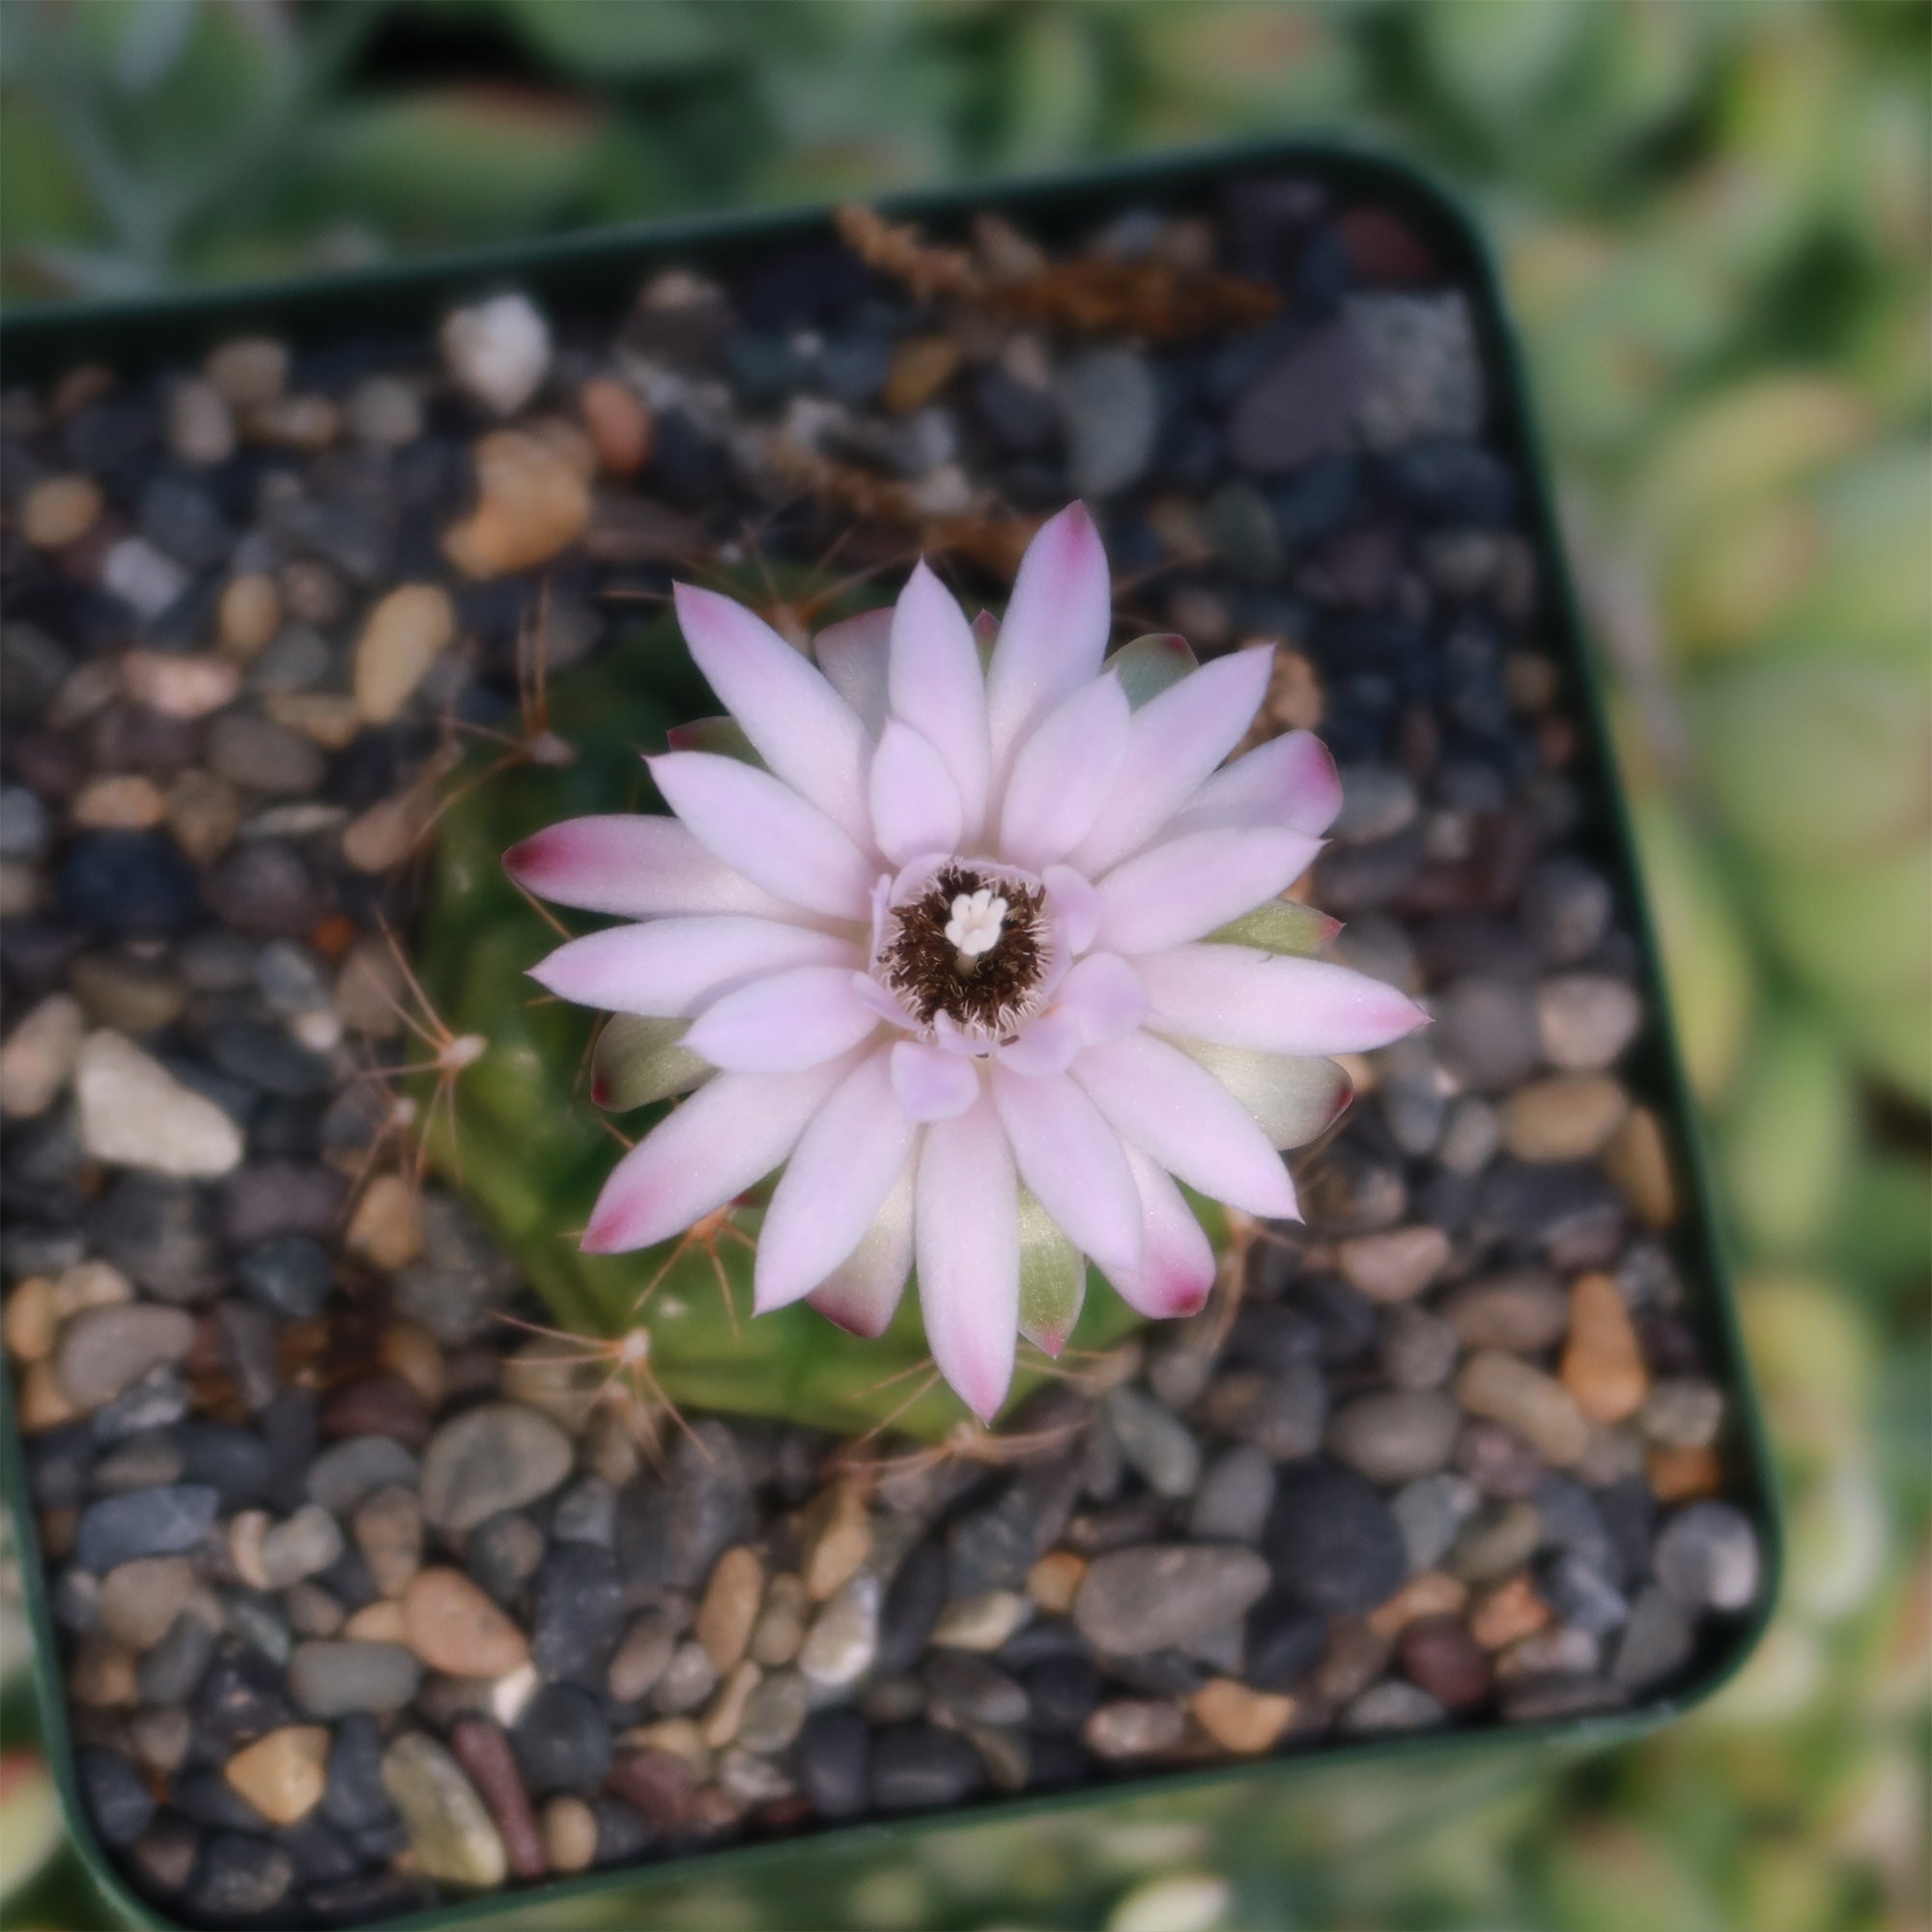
[1204, 898, 1337, 956]
[1106, 633, 1199, 709]
[592, 1015, 713, 1113]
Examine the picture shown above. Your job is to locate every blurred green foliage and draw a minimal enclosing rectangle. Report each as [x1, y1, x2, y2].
[2, 2, 1926, 1928]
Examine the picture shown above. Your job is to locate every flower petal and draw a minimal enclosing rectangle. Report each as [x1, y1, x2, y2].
[869, 721, 964, 867]
[888, 560, 990, 839]
[503, 815, 795, 921]
[1043, 865, 1102, 953]
[1056, 951, 1151, 1044]
[1071, 1029, 1297, 1219]
[1170, 728, 1343, 838]
[916, 1091, 1019, 1423]
[990, 1064, 1142, 1281]
[582, 1056, 856, 1253]
[985, 502, 1112, 772]
[890, 1039, 980, 1122]
[1017, 1188, 1085, 1357]
[1102, 1143, 1218, 1320]
[1068, 646, 1274, 875]
[530, 917, 854, 1017]
[813, 608, 893, 735]
[683, 965, 880, 1071]
[756, 1051, 914, 1312]
[1096, 827, 1322, 954]
[997, 672, 1131, 870]
[1138, 945, 1431, 1055]
[674, 582, 872, 841]
[809, 1157, 914, 1339]
[649, 752, 875, 922]
[1169, 1039, 1353, 1150]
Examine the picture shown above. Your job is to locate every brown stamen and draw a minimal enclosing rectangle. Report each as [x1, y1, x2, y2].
[879, 864, 1048, 1036]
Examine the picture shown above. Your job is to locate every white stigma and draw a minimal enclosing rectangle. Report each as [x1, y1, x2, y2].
[945, 888, 1009, 959]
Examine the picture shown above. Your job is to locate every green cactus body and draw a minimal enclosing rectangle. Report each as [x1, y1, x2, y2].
[414, 616, 1200, 1441]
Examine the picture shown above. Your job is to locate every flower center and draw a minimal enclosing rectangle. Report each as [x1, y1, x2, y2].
[879, 864, 1049, 1037]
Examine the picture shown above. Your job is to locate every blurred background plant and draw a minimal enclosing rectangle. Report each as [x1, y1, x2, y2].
[1, 1, 1925, 1927]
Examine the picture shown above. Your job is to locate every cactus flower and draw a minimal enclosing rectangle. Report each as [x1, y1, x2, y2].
[505, 504, 1427, 1420]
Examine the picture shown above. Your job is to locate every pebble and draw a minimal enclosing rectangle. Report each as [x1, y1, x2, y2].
[102, 536, 190, 619]
[224, 1724, 330, 1825]
[1203, 1361, 1327, 1459]
[1455, 1351, 1590, 1467]
[530, 1540, 625, 1687]
[354, 583, 456, 724]
[25, 473, 104, 547]
[798, 1572, 882, 1688]
[1434, 977, 1541, 1092]
[76, 1484, 217, 1571]
[1190, 1677, 1295, 1753]
[443, 427, 591, 580]
[1501, 1074, 1629, 1162]
[167, 376, 237, 464]
[653, 1640, 719, 1716]
[207, 712, 327, 794]
[1343, 1679, 1447, 1734]
[1612, 1585, 1695, 1690]
[578, 376, 652, 474]
[801, 1487, 872, 1602]
[382, 1732, 507, 1889]
[542, 1794, 598, 1873]
[404, 1567, 530, 1677]
[1228, 321, 1363, 473]
[738, 1668, 810, 1753]
[1335, 1225, 1449, 1302]
[513, 1682, 612, 1796]
[78, 1746, 155, 1845]
[1347, 292, 1481, 448]
[288, 1640, 422, 1716]
[441, 293, 551, 415]
[928, 1587, 1030, 1652]
[1451, 1503, 1544, 1587]
[71, 774, 166, 830]
[420, 1403, 573, 1535]
[52, 1303, 194, 1407]
[607, 1609, 678, 1702]
[308, 1436, 418, 1515]
[1378, 1305, 1460, 1391]
[218, 574, 280, 656]
[1443, 1270, 1570, 1352]
[255, 1503, 344, 1588]
[1535, 975, 1643, 1071]
[1325, 1390, 1461, 1485]
[95, 1554, 194, 1649]
[1397, 1614, 1492, 1709]
[346, 1173, 423, 1270]
[1054, 348, 1159, 497]
[185, 1833, 294, 1920]
[1264, 1462, 1406, 1615]
[1073, 1545, 1269, 1656]
[1641, 1378, 1725, 1450]
[1187, 1445, 1276, 1544]
[1104, 1386, 1202, 1498]
[206, 336, 289, 406]
[124, 648, 241, 720]
[696, 1546, 765, 1670]
[0, 992, 83, 1118]
[870, 1722, 984, 1807]
[1083, 1698, 1186, 1760]
[1560, 1272, 1649, 1424]
[1653, 1502, 1761, 1611]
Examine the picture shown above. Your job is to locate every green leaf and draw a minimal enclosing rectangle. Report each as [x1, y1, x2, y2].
[1170, 1040, 1350, 1151]
[494, 0, 731, 82]
[1204, 899, 1336, 957]
[1017, 1188, 1085, 1357]
[592, 1015, 712, 1113]
[1106, 633, 1198, 710]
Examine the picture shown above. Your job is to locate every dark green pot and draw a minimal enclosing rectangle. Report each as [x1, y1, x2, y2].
[0, 136, 1780, 1932]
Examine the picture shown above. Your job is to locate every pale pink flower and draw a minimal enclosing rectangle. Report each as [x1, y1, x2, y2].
[505, 504, 1427, 1420]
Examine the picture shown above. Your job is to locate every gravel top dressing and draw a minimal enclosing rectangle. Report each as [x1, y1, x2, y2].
[1, 156, 1769, 1928]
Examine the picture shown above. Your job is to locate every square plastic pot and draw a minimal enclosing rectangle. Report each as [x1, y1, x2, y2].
[0, 134, 1780, 1932]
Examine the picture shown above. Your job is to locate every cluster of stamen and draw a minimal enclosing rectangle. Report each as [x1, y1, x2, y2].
[879, 864, 1048, 1037]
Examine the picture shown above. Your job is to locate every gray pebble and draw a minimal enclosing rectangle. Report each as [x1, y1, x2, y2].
[1187, 1445, 1276, 1544]
[1653, 1503, 1760, 1612]
[1103, 1387, 1201, 1499]
[1073, 1545, 1269, 1656]
[289, 1640, 422, 1717]
[1326, 1390, 1461, 1485]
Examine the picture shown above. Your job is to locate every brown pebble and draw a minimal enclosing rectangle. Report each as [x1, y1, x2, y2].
[695, 1547, 765, 1672]
[1455, 1350, 1590, 1466]
[1397, 1615, 1493, 1710]
[218, 574, 281, 656]
[164, 770, 242, 865]
[319, 1371, 430, 1450]
[404, 1568, 531, 1678]
[98, 1556, 195, 1650]
[71, 774, 166, 831]
[579, 377, 653, 475]
[541, 1795, 597, 1874]
[1336, 1225, 1450, 1302]
[1647, 1442, 1722, 1502]
[1190, 1678, 1294, 1753]
[346, 1174, 423, 1271]
[1368, 1570, 1468, 1638]
[342, 790, 436, 874]
[1026, 1551, 1086, 1615]
[224, 1725, 331, 1825]
[884, 336, 961, 413]
[265, 693, 362, 750]
[1500, 1074, 1629, 1162]
[749, 1575, 807, 1668]
[442, 427, 592, 580]
[1604, 1105, 1678, 1228]
[354, 583, 456, 725]
[801, 1487, 870, 1602]
[450, 1718, 546, 1880]
[608, 1611, 678, 1702]
[3, 1277, 57, 1360]
[23, 475, 103, 548]
[698, 1659, 761, 1750]
[378, 1321, 444, 1410]
[17, 1359, 81, 1432]
[606, 1750, 696, 1831]
[343, 1601, 409, 1644]
[70, 1634, 137, 1706]
[1468, 1575, 1549, 1650]
[354, 1485, 423, 1598]
[1560, 1273, 1648, 1424]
